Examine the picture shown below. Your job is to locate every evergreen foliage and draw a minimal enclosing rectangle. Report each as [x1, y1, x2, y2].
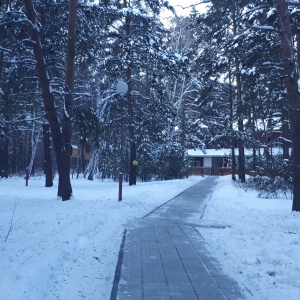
[247, 155, 292, 198]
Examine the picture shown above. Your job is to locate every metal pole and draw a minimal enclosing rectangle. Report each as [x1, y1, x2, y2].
[119, 172, 123, 201]
[118, 98, 124, 201]
[116, 80, 128, 201]
[25, 167, 29, 186]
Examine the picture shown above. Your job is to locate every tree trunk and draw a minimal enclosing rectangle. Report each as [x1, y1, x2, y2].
[84, 148, 100, 181]
[124, 9, 137, 186]
[281, 108, 290, 159]
[0, 137, 9, 178]
[276, 0, 300, 212]
[228, 60, 236, 181]
[127, 68, 137, 186]
[0, 29, 9, 178]
[180, 95, 186, 148]
[27, 121, 41, 177]
[23, 0, 72, 200]
[43, 123, 53, 187]
[232, 5, 245, 183]
[80, 144, 86, 174]
[58, 0, 78, 199]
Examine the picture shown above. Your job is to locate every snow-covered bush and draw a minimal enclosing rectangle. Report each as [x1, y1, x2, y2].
[247, 154, 292, 198]
[137, 142, 188, 181]
[247, 175, 291, 198]
[137, 143, 158, 182]
[155, 143, 187, 180]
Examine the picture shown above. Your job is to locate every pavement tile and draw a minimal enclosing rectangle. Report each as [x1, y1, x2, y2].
[168, 282, 194, 290]
[143, 275, 166, 283]
[164, 273, 190, 283]
[116, 283, 143, 300]
[143, 282, 169, 296]
[144, 296, 170, 300]
[188, 273, 212, 282]
[193, 278, 216, 288]
[111, 177, 244, 300]
[184, 264, 208, 273]
[193, 285, 232, 299]
[116, 295, 142, 300]
[221, 288, 244, 299]
[170, 293, 198, 300]
[143, 270, 165, 280]
[168, 283, 198, 300]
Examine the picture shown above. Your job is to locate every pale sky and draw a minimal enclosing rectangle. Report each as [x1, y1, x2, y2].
[161, 0, 208, 27]
[167, 0, 208, 16]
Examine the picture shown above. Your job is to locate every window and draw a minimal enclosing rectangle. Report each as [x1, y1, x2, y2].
[191, 157, 203, 167]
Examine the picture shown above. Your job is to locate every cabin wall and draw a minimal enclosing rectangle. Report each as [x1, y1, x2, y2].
[203, 157, 212, 168]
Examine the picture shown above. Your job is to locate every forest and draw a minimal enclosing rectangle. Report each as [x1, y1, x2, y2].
[0, 0, 300, 211]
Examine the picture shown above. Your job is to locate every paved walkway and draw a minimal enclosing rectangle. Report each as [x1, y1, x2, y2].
[110, 177, 244, 300]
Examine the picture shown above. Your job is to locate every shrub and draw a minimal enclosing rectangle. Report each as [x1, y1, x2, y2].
[156, 143, 188, 180]
[247, 154, 292, 198]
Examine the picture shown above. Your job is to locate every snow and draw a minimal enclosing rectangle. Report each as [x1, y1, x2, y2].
[201, 176, 300, 300]
[267, 8, 277, 19]
[187, 148, 254, 157]
[188, 148, 231, 157]
[241, 67, 256, 76]
[165, 0, 208, 16]
[1, 175, 300, 300]
[0, 175, 200, 300]
[291, 7, 300, 15]
[252, 25, 275, 31]
[188, 147, 286, 158]
[161, 0, 208, 27]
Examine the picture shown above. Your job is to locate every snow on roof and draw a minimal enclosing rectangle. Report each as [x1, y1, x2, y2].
[187, 149, 231, 157]
[187, 148, 284, 157]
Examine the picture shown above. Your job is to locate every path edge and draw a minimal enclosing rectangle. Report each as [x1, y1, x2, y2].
[110, 229, 127, 300]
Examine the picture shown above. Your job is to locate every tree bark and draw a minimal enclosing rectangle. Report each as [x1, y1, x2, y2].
[43, 123, 53, 187]
[275, 0, 300, 212]
[0, 28, 9, 178]
[124, 9, 137, 186]
[80, 143, 86, 174]
[231, 5, 245, 182]
[180, 95, 186, 148]
[127, 67, 137, 186]
[58, 0, 78, 199]
[23, 0, 73, 200]
[228, 59, 236, 181]
[236, 63, 246, 183]
[0, 137, 9, 178]
[281, 108, 290, 159]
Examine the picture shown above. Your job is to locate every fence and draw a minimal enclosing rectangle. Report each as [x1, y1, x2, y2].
[189, 167, 251, 176]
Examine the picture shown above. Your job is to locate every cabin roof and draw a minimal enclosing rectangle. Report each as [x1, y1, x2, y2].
[187, 148, 284, 157]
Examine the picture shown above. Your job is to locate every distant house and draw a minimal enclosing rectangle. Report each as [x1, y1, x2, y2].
[188, 149, 229, 167]
[187, 148, 275, 176]
[187, 149, 232, 176]
[187, 146, 287, 176]
[187, 128, 291, 176]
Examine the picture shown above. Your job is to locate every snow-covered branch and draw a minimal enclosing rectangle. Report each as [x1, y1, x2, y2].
[251, 25, 276, 31]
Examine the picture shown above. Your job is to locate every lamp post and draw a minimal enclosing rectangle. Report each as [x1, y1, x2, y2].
[116, 80, 128, 201]
[25, 113, 32, 186]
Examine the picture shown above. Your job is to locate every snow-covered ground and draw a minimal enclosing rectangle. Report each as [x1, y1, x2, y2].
[201, 177, 300, 300]
[0, 175, 200, 300]
[1, 175, 299, 300]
